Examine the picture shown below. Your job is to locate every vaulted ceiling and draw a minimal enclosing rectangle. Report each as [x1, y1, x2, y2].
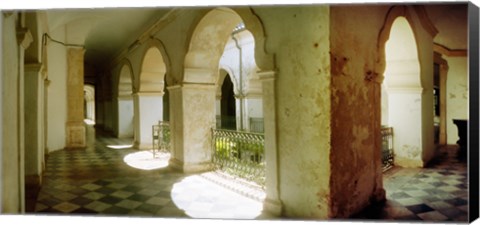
[42, 4, 468, 76]
[45, 8, 171, 67]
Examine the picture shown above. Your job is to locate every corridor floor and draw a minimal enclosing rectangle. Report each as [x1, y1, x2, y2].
[31, 125, 267, 219]
[31, 124, 469, 222]
[352, 145, 469, 222]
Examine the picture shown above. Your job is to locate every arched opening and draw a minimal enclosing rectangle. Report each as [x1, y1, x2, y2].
[382, 16, 424, 168]
[218, 71, 237, 130]
[83, 84, 95, 125]
[133, 44, 168, 150]
[170, 7, 278, 217]
[116, 63, 134, 138]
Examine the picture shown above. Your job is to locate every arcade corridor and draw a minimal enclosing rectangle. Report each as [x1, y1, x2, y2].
[28, 123, 468, 221]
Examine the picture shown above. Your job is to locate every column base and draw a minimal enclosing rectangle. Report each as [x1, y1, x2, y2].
[169, 158, 213, 173]
[66, 122, 86, 148]
[371, 187, 386, 203]
[262, 197, 282, 216]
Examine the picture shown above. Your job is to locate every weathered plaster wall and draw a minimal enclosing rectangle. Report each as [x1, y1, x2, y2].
[2, 13, 21, 213]
[46, 25, 67, 152]
[446, 56, 468, 144]
[255, 6, 332, 218]
[329, 5, 389, 218]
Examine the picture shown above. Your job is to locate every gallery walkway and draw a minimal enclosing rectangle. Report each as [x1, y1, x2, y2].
[30, 123, 468, 222]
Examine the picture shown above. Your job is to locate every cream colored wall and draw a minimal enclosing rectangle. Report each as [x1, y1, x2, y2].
[46, 25, 68, 152]
[329, 5, 389, 218]
[2, 12, 21, 213]
[446, 56, 468, 144]
[254, 6, 332, 218]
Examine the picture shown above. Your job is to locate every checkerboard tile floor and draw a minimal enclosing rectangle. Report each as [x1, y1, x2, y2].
[32, 125, 469, 221]
[352, 145, 468, 222]
[32, 126, 268, 219]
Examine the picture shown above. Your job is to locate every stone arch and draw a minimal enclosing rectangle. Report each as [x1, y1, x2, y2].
[133, 39, 170, 149]
[184, 7, 274, 83]
[384, 16, 421, 89]
[376, 5, 438, 83]
[179, 6, 280, 215]
[138, 38, 170, 92]
[377, 5, 437, 168]
[118, 60, 134, 96]
[217, 67, 238, 96]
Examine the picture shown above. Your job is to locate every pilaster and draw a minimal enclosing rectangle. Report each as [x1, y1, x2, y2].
[258, 71, 282, 216]
[65, 47, 86, 148]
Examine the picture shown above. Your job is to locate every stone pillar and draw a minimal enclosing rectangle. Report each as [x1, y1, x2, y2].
[439, 63, 448, 145]
[65, 47, 86, 148]
[389, 88, 424, 167]
[24, 63, 44, 189]
[17, 27, 33, 213]
[116, 94, 134, 138]
[133, 92, 163, 149]
[258, 71, 282, 216]
[168, 84, 216, 173]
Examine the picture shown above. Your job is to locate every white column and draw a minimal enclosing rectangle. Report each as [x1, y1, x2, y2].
[258, 71, 282, 216]
[65, 47, 86, 148]
[168, 84, 216, 173]
[133, 92, 164, 149]
[116, 95, 134, 138]
[388, 88, 424, 167]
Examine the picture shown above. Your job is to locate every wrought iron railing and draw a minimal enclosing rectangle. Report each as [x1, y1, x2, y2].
[249, 117, 264, 133]
[381, 126, 394, 171]
[152, 121, 171, 157]
[212, 129, 265, 187]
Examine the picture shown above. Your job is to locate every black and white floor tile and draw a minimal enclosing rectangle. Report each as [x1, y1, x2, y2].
[32, 125, 468, 222]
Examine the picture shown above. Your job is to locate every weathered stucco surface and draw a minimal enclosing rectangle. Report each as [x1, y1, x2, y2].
[66, 48, 86, 148]
[445, 56, 468, 144]
[255, 6, 332, 218]
[2, 13, 21, 213]
[329, 5, 389, 218]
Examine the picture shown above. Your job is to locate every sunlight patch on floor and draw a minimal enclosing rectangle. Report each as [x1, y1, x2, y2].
[123, 150, 170, 170]
[170, 174, 263, 219]
[107, 144, 133, 149]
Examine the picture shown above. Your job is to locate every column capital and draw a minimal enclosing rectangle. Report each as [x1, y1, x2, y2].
[132, 91, 164, 97]
[16, 28, 33, 49]
[257, 70, 276, 81]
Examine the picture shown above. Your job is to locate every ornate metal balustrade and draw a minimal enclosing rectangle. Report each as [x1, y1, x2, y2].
[212, 129, 265, 187]
[249, 117, 264, 133]
[381, 126, 394, 171]
[152, 121, 171, 157]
